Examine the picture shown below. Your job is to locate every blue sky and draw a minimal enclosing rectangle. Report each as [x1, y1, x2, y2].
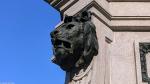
[0, 0, 65, 84]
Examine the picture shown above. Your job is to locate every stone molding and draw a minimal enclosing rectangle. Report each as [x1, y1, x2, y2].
[45, 0, 150, 31]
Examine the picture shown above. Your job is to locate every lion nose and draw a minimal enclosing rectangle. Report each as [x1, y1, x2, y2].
[50, 30, 60, 38]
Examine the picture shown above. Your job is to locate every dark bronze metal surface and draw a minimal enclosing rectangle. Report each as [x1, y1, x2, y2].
[50, 11, 99, 71]
[139, 43, 150, 84]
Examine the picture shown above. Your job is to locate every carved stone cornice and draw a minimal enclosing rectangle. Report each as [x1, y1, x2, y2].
[44, 0, 64, 9]
[44, 0, 150, 20]
[45, 0, 150, 31]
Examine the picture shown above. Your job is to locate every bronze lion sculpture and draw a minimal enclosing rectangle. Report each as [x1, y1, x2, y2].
[50, 11, 99, 72]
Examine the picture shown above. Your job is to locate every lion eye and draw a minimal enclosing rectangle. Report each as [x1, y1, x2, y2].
[66, 24, 74, 29]
[63, 41, 71, 48]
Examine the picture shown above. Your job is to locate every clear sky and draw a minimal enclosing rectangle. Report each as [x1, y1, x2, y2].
[0, 0, 65, 84]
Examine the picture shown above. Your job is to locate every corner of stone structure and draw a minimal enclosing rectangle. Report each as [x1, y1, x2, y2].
[44, 0, 65, 20]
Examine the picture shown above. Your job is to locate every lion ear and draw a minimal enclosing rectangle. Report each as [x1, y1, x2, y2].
[64, 11, 92, 23]
[64, 15, 73, 23]
[79, 11, 92, 22]
[83, 22, 99, 63]
[64, 15, 77, 23]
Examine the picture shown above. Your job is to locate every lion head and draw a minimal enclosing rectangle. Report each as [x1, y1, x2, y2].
[50, 11, 99, 72]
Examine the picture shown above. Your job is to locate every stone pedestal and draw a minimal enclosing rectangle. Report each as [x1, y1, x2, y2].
[46, 0, 150, 84]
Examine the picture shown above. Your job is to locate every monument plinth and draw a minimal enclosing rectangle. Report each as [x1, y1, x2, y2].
[46, 0, 150, 84]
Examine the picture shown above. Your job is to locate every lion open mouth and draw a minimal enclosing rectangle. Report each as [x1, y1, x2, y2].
[52, 38, 71, 49]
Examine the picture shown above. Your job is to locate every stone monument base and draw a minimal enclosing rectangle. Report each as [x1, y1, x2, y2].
[46, 0, 150, 84]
